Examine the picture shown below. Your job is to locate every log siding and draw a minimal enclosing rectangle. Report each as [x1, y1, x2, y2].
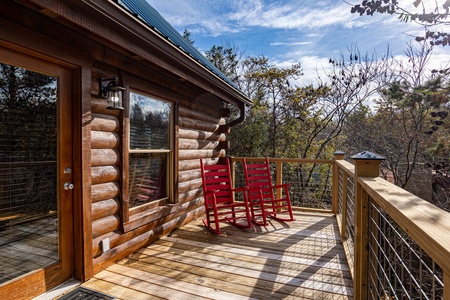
[89, 65, 229, 271]
[0, 1, 250, 291]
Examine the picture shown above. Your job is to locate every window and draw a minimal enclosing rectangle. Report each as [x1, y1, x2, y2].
[128, 91, 172, 208]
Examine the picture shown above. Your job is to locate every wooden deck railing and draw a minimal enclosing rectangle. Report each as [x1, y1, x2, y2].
[230, 154, 450, 300]
[230, 157, 335, 211]
[335, 154, 450, 300]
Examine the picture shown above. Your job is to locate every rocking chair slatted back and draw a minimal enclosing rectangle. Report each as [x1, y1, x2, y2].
[200, 159, 252, 234]
[242, 158, 295, 224]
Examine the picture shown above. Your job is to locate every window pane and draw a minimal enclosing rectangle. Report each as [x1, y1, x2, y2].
[129, 92, 171, 150]
[129, 153, 167, 207]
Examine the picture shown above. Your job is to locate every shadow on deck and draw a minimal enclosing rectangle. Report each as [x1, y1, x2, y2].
[82, 211, 353, 299]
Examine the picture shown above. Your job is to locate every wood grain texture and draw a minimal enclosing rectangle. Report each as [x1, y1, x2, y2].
[179, 138, 220, 150]
[178, 149, 225, 160]
[91, 114, 120, 132]
[91, 165, 120, 185]
[91, 131, 120, 149]
[359, 176, 450, 276]
[92, 198, 120, 221]
[445, 272, 450, 300]
[92, 215, 121, 239]
[91, 149, 120, 166]
[178, 128, 225, 141]
[83, 211, 353, 299]
[91, 182, 120, 203]
[179, 116, 220, 132]
[335, 160, 355, 177]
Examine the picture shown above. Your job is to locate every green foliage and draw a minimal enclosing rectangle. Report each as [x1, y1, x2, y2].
[203, 31, 450, 208]
[228, 104, 271, 157]
[343, 73, 450, 188]
[205, 45, 240, 84]
[207, 44, 387, 161]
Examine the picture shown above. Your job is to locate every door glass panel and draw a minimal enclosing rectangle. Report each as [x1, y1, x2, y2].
[0, 62, 58, 284]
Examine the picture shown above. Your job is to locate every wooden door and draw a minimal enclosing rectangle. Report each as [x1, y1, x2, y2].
[0, 47, 74, 299]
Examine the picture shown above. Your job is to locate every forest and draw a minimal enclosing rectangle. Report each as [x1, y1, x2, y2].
[186, 0, 450, 211]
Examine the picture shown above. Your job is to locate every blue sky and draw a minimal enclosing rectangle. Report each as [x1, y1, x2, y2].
[146, 0, 450, 85]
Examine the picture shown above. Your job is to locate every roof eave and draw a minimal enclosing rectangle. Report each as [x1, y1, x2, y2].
[84, 0, 252, 107]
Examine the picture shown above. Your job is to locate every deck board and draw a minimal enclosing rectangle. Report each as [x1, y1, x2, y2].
[82, 211, 353, 299]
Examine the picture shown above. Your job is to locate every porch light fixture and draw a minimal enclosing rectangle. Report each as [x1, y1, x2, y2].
[99, 77, 125, 110]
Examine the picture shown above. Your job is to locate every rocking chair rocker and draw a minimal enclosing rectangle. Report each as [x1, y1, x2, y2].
[242, 157, 295, 225]
[200, 158, 252, 234]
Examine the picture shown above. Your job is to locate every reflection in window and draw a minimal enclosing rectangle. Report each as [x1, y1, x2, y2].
[0, 62, 58, 283]
[129, 92, 172, 208]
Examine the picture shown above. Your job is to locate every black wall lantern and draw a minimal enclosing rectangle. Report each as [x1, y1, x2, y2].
[99, 77, 126, 110]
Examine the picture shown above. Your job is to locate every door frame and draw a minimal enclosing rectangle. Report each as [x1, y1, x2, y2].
[0, 46, 76, 299]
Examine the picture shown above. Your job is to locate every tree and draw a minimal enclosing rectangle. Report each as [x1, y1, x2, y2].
[316, 44, 393, 155]
[205, 44, 242, 84]
[182, 29, 195, 45]
[349, 0, 450, 46]
[342, 42, 450, 193]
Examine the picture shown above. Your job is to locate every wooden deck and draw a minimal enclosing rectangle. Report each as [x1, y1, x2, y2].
[82, 211, 353, 299]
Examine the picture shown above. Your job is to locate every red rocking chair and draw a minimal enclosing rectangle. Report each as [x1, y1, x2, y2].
[242, 157, 295, 225]
[200, 158, 252, 234]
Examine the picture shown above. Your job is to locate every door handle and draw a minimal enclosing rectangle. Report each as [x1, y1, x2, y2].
[64, 182, 74, 190]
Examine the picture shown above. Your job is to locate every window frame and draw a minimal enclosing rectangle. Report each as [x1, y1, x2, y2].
[121, 78, 177, 231]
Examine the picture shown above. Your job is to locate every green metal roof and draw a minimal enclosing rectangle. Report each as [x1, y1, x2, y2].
[117, 0, 240, 91]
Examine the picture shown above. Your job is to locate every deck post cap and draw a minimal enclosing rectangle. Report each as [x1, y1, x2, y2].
[351, 150, 385, 160]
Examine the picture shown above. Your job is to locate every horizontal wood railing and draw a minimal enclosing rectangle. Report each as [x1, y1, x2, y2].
[229, 154, 450, 299]
[335, 155, 450, 300]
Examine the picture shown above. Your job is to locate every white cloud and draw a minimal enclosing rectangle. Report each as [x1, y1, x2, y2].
[145, 0, 450, 88]
[146, 0, 242, 36]
[428, 47, 450, 71]
[147, 0, 386, 37]
[306, 33, 325, 38]
[270, 41, 313, 46]
[272, 56, 334, 87]
[228, 1, 360, 30]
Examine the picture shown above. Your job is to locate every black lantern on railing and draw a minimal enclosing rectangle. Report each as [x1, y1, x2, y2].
[99, 77, 125, 110]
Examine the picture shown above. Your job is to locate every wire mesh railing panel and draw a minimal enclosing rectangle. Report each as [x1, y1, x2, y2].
[281, 162, 332, 209]
[341, 174, 355, 273]
[232, 161, 247, 202]
[368, 197, 444, 300]
[231, 159, 333, 209]
[345, 176, 355, 243]
[338, 169, 344, 215]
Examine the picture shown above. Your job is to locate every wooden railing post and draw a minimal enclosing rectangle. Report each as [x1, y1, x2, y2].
[332, 151, 345, 214]
[351, 151, 384, 300]
[445, 272, 450, 300]
[276, 161, 283, 199]
[230, 157, 236, 194]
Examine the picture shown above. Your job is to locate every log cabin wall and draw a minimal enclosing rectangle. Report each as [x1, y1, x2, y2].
[0, 0, 248, 283]
[90, 66, 229, 274]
